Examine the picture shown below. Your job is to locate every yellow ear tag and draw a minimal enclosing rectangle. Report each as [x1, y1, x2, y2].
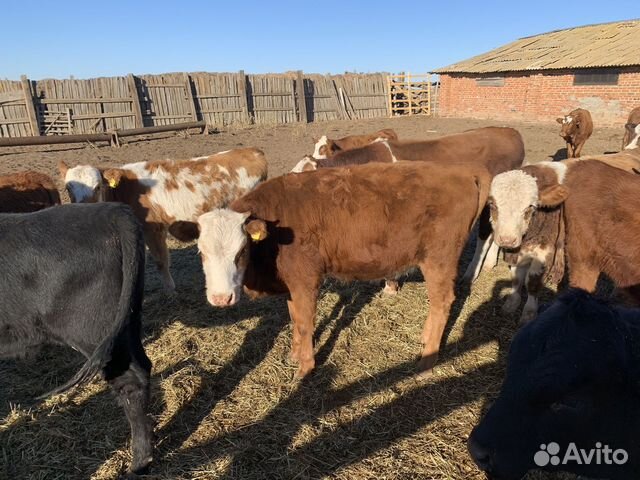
[108, 178, 119, 189]
[250, 231, 263, 242]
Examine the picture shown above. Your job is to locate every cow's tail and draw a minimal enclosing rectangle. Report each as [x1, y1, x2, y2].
[39, 206, 144, 399]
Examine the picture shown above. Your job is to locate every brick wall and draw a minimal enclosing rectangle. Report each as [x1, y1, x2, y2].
[437, 68, 640, 126]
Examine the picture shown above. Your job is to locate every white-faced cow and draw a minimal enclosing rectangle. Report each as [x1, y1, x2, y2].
[469, 289, 640, 480]
[490, 159, 640, 322]
[556, 108, 593, 158]
[177, 161, 492, 378]
[310, 128, 398, 160]
[59, 148, 267, 292]
[0, 203, 152, 475]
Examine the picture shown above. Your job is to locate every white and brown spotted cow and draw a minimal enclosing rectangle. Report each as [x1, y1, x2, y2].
[59, 148, 267, 292]
[311, 129, 397, 159]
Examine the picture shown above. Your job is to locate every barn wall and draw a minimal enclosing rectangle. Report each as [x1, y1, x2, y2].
[438, 68, 640, 126]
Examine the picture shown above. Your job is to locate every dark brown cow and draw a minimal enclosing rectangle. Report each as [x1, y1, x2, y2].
[184, 161, 492, 378]
[0, 171, 60, 212]
[622, 106, 640, 149]
[556, 108, 593, 158]
[293, 127, 525, 284]
[490, 160, 640, 314]
[311, 128, 398, 160]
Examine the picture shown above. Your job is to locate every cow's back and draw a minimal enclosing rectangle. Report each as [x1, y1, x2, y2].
[233, 161, 489, 279]
[0, 171, 60, 213]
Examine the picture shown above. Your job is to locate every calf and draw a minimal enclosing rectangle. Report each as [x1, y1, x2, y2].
[490, 159, 640, 315]
[186, 161, 491, 378]
[59, 148, 267, 292]
[556, 108, 593, 158]
[292, 127, 526, 284]
[311, 128, 397, 159]
[622, 106, 640, 149]
[469, 289, 640, 480]
[0, 203, 152, 475]
[0, 171, 60, 212]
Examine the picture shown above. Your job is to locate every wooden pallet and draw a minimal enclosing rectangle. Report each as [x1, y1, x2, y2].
[387, 73, 433, 117]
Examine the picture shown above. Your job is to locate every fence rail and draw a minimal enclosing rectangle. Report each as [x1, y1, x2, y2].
[0, 70, 438, 138]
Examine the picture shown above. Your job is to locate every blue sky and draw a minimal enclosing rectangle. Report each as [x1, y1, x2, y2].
[2, 1, 637, 79]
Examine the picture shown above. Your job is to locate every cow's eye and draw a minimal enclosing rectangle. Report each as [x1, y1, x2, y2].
[234, 245, 246, 265]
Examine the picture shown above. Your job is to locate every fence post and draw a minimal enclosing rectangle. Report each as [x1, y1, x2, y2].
[20, 75, 40, 136]
[237, 70, 250, 124]
[296, 70, 308, 123]
[127, 74, 144, 128]
[183, 73, 198, 121]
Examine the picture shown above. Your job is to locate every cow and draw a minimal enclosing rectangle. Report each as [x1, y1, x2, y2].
[177, 161, 492, 378]
[622, 106, 640, 149]
[556, 108, 593, 158]
[311, 128, 398, 160]
[468, 289, 640, 480]
[489, 159, 640, 321]
[0, 203, 153, 475]
[0, 171, 60, 212]
[59, 148, 268, 292]
[291, 127, 526, 285]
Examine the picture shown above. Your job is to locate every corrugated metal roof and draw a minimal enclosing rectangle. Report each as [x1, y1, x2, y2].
[434, 19, 640, 74]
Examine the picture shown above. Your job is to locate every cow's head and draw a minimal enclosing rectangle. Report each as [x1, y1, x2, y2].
[195, 209, 268, 307]
[291, 155, 318, 173]
[468, 289, 638, 480]
[556, 115, 579, 139]
[58, 161, 105, 203]
[624, 123, 640, 150]
[312, 135, 339, 159]
[489, 166, 569, 249]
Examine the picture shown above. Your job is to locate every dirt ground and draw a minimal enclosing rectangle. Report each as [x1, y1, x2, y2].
[0, 116, 626, 480]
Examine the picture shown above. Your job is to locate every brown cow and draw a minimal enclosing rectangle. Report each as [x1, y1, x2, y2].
[292, 127, 526, 284]
[183, 161, 492, 378]
[0, 171, 60, 212]
[311, 128, 397, 160]
[623, 106, 640, 149]
[59, 148, 267, 292]
[490, 160, 640, 319]
[556, 108, 593, 158]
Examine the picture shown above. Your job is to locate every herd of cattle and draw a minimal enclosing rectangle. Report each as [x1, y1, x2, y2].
[2, 105, 640, 479]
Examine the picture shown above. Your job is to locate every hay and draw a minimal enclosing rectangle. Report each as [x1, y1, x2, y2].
[2, 116, 620, 479]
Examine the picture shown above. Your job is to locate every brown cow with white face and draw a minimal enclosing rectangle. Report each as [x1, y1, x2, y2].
[556, 108, 593, 158]
[490, 160, 640, 322]
[59, 148, 267, 293]
[186, 161, 492, 378]
[309, 128, 398, 161]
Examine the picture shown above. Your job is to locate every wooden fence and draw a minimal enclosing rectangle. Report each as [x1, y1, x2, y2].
[0, 70, 438, 138]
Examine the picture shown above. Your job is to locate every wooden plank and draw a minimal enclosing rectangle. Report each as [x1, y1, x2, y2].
[20, 75, 40, 136]
[386, 75, 392, 117]
[237, 70, 250, 123]
[127, 74, 144, 128]
[296, 71, 307, 123]
[196, 94, 241, 99]
[0, 92, 24, 104]
[0, 118, 30, 125]
[40, 97, 133, 104]
[183, 73, 197, 121]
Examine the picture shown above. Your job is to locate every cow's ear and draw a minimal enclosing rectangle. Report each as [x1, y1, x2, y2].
[245, 218, 268, 242]
[103, 168, 124, 189]
[538, 184, 570, 208]
[556, 117, 564, 124]
[57, 160, 69, 178]
[169, 221, 200, 242]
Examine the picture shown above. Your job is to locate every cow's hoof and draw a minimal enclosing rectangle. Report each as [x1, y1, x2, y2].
[502, 294, 521, 314]
[416, 353, 438, 375]
[295, 361, 315, 379]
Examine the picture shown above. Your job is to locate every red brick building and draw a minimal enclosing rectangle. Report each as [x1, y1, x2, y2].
[434, 20, 640, 126]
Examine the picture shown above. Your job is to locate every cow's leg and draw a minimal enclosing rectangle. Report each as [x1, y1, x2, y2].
[520, 257, 546, 325]
[462, 206, 493, 282]
[383, 278, 399, 295]
[567, 142, 575, 158]
[503, 258, 530, 313]
[417, 256, 457, 374]
[482, 240, 500, 272]
[104, 339, 154, 475]
[287, 286, 319, 378]
[144, 224, 175, 293]
[573, 141, 584, 158]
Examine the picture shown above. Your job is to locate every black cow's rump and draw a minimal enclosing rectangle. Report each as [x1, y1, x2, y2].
[468, 289, 640, 480]
[0, 203, 153, 475]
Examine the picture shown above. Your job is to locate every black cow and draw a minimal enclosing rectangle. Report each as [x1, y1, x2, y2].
[468, 289, 640, 480]
[0, 203, 153, 475]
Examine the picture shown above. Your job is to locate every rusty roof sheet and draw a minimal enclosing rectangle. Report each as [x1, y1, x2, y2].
[434, 19, 640, 74]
